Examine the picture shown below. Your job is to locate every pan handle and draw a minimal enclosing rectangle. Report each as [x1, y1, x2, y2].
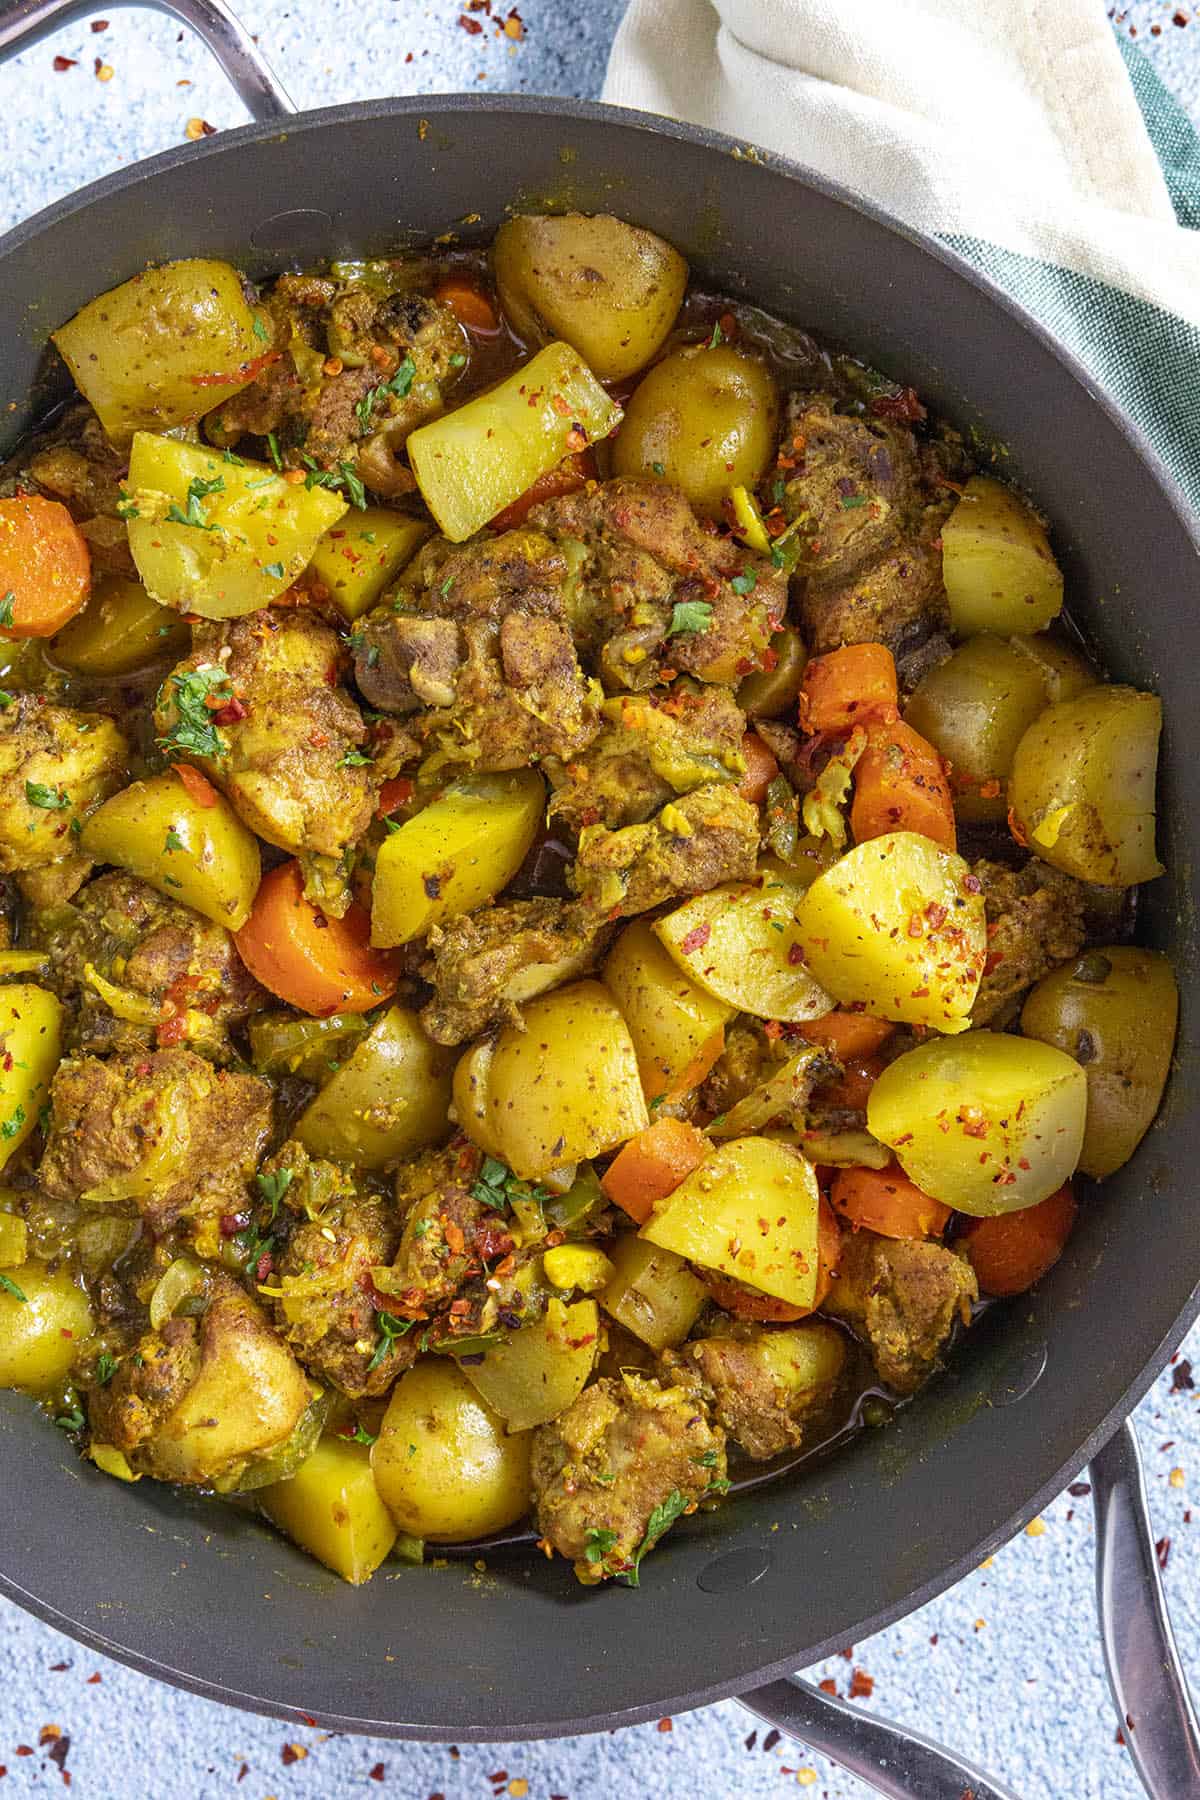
[739, 1675, 1024, 1800]
[1092, 1418, 1200, 1800]
[0, 0, 294, 119]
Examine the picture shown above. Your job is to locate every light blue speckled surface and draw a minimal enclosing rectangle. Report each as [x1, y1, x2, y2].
[0, 4, 1197, 1795]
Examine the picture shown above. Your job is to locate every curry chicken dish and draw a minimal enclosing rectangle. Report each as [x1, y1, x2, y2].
[0, 214, 1175, 1588]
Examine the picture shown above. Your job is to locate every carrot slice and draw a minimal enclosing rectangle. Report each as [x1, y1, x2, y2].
[489, 450, 596, 530]
[173, 763, 220, 809]
[736, 729, 780, 804]
[375, 775, 415, 819]
[850, 718, 956, 851]
[798, 1011, 894, 1061]
[600, 1116, 710, 1225]
[798, 642, 898, 735]
[704, 1198, 842, 1318]
[434, 278, 500, 336]
[959, 1184, 1078, 1296]
[831, 1165, 951, 1240]
[0, 496, 91, 638]
[234, 859, 399, 1016]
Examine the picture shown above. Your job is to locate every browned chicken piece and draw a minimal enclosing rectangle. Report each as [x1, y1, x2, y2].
[154, 608, 373, 884]
[38, 1047, 272, 1239]
[30, 871, 266, 1059]
[86, 1275, 310, 1487]
[530, 1373, 727, 1583]
[0, 695, 127, 903]
[373, 1139, 516, 1326]
[420, 896, 612, 1045]
[205, 277, 466, 492]
[777, 391, 923, 580]
[571, 783, 759, 918]
[698, 1021, 778, 1118]
[800, 538, 949, 658]
[546, 681, 747, 834]
[529, 480, 785, 691]
[971, 856, 1088, 1025]
[24, 402, 136, 575]
[824, 1230, 978, 1396]
[264, 1143, 407, 1399]
[662, 1319, 848, 1461]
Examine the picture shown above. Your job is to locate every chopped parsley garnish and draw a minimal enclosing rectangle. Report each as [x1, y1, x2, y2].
[618, 1488, 690, 1588]
[341, 1422, 378, 1447]
[302, 456, 367, 510]
[730, 569, 757, 595]
[24, 781, 69, 811]
[0, 692, 12, 711]
[222, 448, 246, 467]
[449, 351, 467, 369]
[262, 561, 285, 580]
[252, 315, 270, 343]
[411, 1218, 431, 1239]
[470, 1155, 549, 1212]
[0, 1270, 27, 1302]
[340, 749, 373, 768]
[707, 320, 724, 348]
[164, 828, 186, 853]
[440, 575, 454, 599]
[366, 1309, 416, 1372]
[155, 665, 233, 762]
[54, 1403, 86, 1433]
[584, 1526, 619, 1566]
[255, 1167, 294, 1217]
[694, 1449, 719, 1468]
[115, 495, 140, 521]
[651, 461, 666, 476]
[839, 492, 867, 510]
[266, 432, 283, 470]
[666, 599, 714, 638]
[355, 354, 417, 431]
[2, 1105, 26, 1141]
[166, 473, 224, 531]
[95, 1352, 118, 1385]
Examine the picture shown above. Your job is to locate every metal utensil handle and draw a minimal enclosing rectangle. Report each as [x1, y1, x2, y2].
[0, 0, 294, 118]
[739, 1675, 1024, 1800]
[1092, 1417, 1200, 1800]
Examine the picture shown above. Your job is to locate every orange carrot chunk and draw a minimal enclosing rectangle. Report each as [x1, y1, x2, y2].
[798, 642, 898, 735]
[850, 718, 957, 851]
[736, 729, 780, 805]
[0, 495, 91, 638]
[600, 1116, 711, 1225]
[434, 278, 500, 336]
[959, 1184, 1078, 1296]
[798, 1010, 895, 1061]
[173, 763, 220, 809]
[490, 449, 596, 530]
[234, 859, 400, 1016]
[831, 1165, 952, 1240]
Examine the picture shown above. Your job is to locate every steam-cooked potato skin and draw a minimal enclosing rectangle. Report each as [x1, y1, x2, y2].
[613, 344, 779, 514]
[373, 1359, 532, 1541]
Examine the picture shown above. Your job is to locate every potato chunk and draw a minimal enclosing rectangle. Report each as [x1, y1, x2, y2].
[1007, 685, 1162, 887]
[795, 832, 986, 1032]
[654, 864, 833, 1022]
[640, 1136, 821, 1310]
[294, 1004, 453, 1171]
[373, 1360, 532, 1542]
[126, 433, 347, 618]
[81, 769, 262, 929]
[53, 259, 270, 445]
[260, 1436, 398, 1585]
[50, 573, 188, 677]
[604, 917, 733, 1101]
[601, 1237, 708, 1351]
[613, 344, 779, 515]
[940, 475, 1063, 635]
[0, 984, 62, 1170]
[867, 1031, 1087, 1215]
[456, 1298, 600, 1431]
[0, 1264, 93, 1393]
[308, 507, 431, 623]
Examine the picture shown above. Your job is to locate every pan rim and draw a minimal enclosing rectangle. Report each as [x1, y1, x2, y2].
[0, 90, 1196, 1739]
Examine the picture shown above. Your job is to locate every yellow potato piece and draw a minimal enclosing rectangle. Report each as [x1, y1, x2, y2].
[373, 1360, 532, 1543]
[795, 832, 986, 1033]
[370, 769, 544, 947]
[604, 918, 733, 1100]
[613, 343, 779, 515]
[0, 1263, 92, 1393]
[456, 1297, 599, 1431]
[904, 634, 1058, 823]
[126, 433, 347, 618]
[407, 343, 621, 543]
[308, 507, 432, 623]
[941, 475, 1064, 636]
[260, 1435, 397, 1585]
[868, 1031, 1087, 1215]
[52, 258, 269, 445]
[601, 1236, 708, 1351]
[640, 1136, 821, 1310]
[294, 1005, 452, 1171]
[454, 979, 649, 1182]
[654, 864, 833, 1022]
[0, 984, 61, 1170]
[49, 573, 188, 677]
[1007, 684, 1162, 887]
[81, 770, 262, 929]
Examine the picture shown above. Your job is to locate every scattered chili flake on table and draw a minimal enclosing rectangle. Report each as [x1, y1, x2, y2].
[186, 118, 217, 140]
[818, 1678, 838, 1697]
[762, 1729, 781, 1752]
[1156, 1536, 1172, 1571]
[235, 1765, 248, 1784]
[509, 1782, 529, 1798]
[1025, 1516, 1047, 1538]
[1172, 1359, 1195, 1392]
[367, 1764, 385, 1782]
[48, 1663, 69, 1673]
[503, 7, 526, 38]
[91, 17, 109, 28]
[849, 1668, 875, 1699]
[1174, 9, 1190, 24]
[459, 13, 483, 30]
[280, 1743, 307, 1765]
[52, 55, 77, 70]
[94, 58, 113, 79]
[85, 1674, 101, 1685]
[657, 1718, 673, 1733]
[1068, 1481, 1092, 1497]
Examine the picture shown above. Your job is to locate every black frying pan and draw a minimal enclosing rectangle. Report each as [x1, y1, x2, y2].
[0, 1, 1197, 1787]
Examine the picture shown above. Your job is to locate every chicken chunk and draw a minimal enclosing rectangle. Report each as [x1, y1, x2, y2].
[823, 1230, 977, 1395]
[154, 608, 373, 880]
[546, 681, 747, 834]
[419, 897, 611, 1045]
[971, 856, 1088, 1026]
[800, 537, 949, 658]
[24, 402, 137, 576]
[571, 784, 759, 918]
[529, 480, 785, 691]
[777, 392, 922, 580]
[530, 1373, 727, 1583]
[38, 1047, 272, 1239]
[0, 695, 127, 901]
[29, 871, 265, 1059]
[372, 1139, 516, 1326]
[662, 1320, 848, 1462]
[87, 1275, 310, 1488]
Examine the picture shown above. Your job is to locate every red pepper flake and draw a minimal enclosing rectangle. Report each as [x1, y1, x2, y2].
[787, 943, 805, 965]
[1156, 1535, 1172, 1571]
[1068, 1481, 1092, 1497]
[1174, 8, 1189, 23]
[849, 1667, 875, 1699]
[281, 1742, 308, 1765]
[255, 1251, 274, 1283]
[762, 1729, 781, 1752]
[185, 117, 217, 141]
[869, 385, 926, 423]
[91, 17, 110, 28]
[236, 1766, 249, 1784]
[744, 1730, 758, 1750]
[48, 1663, 70, 1673]
[679, 922, 711, 955]
[657, 1717, 673, 1732]
[459, 13, 484, 30]
[53, 55, 77, 70]
[1116, 1727, 1126, 1746]
[94, 57, 113, 79]
[367, 1764, 386, 1782]
[86, 1673, 101, 1685]
[211, 697, 248, 726]
[1171, 1359, 1195, 1392]
[818, 1677, 838, 1696]
[14, 1749, 32, 1758]
[930, 1633, 939, 1645]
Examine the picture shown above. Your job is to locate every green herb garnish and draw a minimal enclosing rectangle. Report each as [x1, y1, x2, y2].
[666, 599, 714, 638]
[730, 569, 757, 595]
[0, 1270, 27, 1302]
[95, 1352, 118, 1385]
[366, 1309, 416, 1373]
[166, 473, 224, 531]
[24, 781, 69, 811]
[340, 749, 373, 767]
[584, 1526, 619, 1566]
[155, 665, 233, 762]
[252, 315, 270, 343]
[617, 1488, 690, 1588]
[262, 562, 285, 580]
